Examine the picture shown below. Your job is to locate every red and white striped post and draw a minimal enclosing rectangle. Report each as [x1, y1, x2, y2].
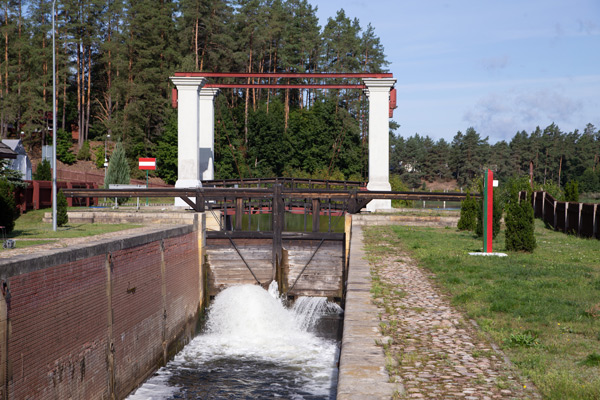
[483, 169, 494, 253]
[139, 158, 156, 206]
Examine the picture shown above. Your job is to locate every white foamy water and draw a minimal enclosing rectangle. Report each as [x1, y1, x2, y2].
[127, 283, 340, 399]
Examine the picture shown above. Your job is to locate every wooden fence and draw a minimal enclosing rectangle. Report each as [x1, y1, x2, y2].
[520, 191, 599, 240]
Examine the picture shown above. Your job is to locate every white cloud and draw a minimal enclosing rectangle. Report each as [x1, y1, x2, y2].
[481, 55, 510, 71]
[463, 88, 584, 141]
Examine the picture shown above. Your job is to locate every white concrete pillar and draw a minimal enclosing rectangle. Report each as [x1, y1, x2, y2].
[170, 76, 206, 207]
[363, 78, 396, 212]
[199, 88, 219, 181]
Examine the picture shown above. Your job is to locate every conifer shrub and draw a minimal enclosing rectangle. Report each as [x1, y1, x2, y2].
[56, 129, 76, 164]
[105, 141, 130, 204]
[0, 179, 18, 234]
[505, 189, 536, 252]
[94, 145, 105, 169]
[457, 192, 477, 231]
[57, 190, 68, 227]
[76, 140, 91, 161]
[563, 180, 579, 202]
[33, 159, 52, 181]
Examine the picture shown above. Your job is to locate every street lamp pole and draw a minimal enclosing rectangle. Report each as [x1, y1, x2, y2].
[51, 0, 57, 231]
[104, 134, 110, 203]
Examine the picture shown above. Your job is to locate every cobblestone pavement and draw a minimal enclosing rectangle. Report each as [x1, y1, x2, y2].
[0, 226, 159, 259]
[372, 247, 540, 399]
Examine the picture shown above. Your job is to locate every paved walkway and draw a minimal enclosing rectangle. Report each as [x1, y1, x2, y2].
[370, 228, 540, 400]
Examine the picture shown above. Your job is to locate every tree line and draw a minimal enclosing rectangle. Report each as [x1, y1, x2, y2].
[391, 123, 600, 193]
[0, 0, 388, 180]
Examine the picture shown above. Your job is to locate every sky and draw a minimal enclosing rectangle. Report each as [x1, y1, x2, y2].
[311, 0, 600, 144]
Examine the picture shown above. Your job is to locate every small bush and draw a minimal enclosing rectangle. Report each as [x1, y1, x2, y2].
[94, 145, 105, 169]
[563, 180, 579, 202]
[33, 159, 52, 181]
[56, 129, 76, 165]
[505, 189, 536, 252]
[457, 192, 477, 231]
[57, 190, 68, 226]
[76, 140, 91, 161]
[0, 179, 18, 234]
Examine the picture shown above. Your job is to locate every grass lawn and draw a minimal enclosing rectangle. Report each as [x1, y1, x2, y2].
[3, 208, 142, 240]
[364, 220, 600, 400]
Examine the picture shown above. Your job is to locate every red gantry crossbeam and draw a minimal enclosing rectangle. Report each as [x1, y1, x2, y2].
[171, 72, 397, 116]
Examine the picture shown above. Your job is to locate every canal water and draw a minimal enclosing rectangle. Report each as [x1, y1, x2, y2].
[127, 283, 342, 399]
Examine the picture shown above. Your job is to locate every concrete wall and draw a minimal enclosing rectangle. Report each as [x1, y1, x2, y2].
[0, 220, 206, 400]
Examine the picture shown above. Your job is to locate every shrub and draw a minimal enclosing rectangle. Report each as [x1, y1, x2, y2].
[563, 180, 579, 202]
[76, 140, 91, 161]
[57, 190, 68, 227]
[457, 192, 477, 231]
[33, 159, 52, 181]
[94, 145, 106, 169]
[56, 129, 76, 164]
[105, 141, 130, 204]
[390, 174, 413, 208]
[0, 179, 18, 234]
[505, 189, 536, 252]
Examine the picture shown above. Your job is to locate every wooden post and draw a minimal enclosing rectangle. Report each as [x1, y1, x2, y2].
[272, 185, 283, 282]
[312, 198, 320, 233]
[542, 192, 546, 220]
[533, 191, 537, 216]
[564, 202, 569, 233]
[553, 200, 557, 230]
[578, 203, 583, 236]
[593, 204, 598, 239]
[235, 197, 243, 231]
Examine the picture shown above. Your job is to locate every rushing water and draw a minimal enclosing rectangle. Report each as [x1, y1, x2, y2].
[127, 283, 342, 400]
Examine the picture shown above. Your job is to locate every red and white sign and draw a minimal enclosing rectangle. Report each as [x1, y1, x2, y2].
[139, 158, 156, 170]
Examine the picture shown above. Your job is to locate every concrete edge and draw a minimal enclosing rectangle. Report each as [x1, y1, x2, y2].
[336, 224, 401, 400]
[0, 224, 196, 280]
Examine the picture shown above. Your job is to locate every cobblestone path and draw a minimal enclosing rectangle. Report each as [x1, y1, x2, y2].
[372, 247, 540, 399]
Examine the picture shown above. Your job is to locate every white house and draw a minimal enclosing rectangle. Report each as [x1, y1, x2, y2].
[1, 139, 32, 180]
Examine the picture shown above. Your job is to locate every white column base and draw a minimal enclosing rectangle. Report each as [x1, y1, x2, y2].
[366, 181, 392, 212]
[366, 199, 392, 212]
[174, 179, 202, 208]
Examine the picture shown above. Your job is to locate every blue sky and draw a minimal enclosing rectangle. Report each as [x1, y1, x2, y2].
[311, 0, 600, 144]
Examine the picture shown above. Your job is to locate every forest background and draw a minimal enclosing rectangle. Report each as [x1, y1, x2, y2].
[1, 0, 599, 193]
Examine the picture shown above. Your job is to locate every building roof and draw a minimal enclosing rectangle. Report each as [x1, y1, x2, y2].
[0, 141, 18, 159]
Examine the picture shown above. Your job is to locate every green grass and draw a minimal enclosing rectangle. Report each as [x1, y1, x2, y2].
[4, 208, 142, 240]
[364, 220, 600, 400]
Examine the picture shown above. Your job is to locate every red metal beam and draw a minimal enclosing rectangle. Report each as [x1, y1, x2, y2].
[174, 72, 393, 79]
[205, 83, 366, 89]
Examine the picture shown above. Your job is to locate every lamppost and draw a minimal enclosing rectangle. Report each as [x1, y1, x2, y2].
[104, 134, 110, 183]
[104, 134, 110, 203]
[51, 0, 57, 231]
